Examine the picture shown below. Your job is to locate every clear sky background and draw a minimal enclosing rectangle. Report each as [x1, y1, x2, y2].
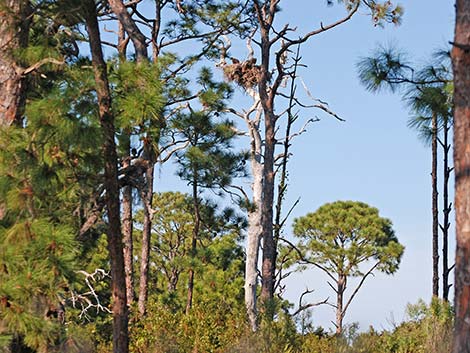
[153, 0, 456, 332]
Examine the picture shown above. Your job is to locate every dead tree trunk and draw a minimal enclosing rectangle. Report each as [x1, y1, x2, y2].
[441, 115, 452, 301]
[452, 1, 470, 351]
[0, 0, 31, 126]
[244, 100, 264, 330]
[83, 2, 129, 352]
[431, 112, 439, 297]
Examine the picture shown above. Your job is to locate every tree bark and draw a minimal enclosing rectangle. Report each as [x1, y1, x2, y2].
[107, 0, 148, 62]
[244, 113, 264, 330]
[168, 268, 179, 292]
[452, 1, 470, 351]
[83, 2, 129, 352]
[431, 112, 439, 297]
[0, 0, 31, 126]
[441, 115, 452, 301]
[137, 162, 154, 317]
[336, 275, 346, 336]
[258, 19, 277, 313]
[186, 173, 201, 314]
[121, 142, 134, 307]
[118, 29, 134, 308]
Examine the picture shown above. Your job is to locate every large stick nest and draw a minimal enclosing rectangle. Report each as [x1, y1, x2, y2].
[223, 58, 262, 89]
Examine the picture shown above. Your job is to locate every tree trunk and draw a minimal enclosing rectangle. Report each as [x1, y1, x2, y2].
[137, 162, 154, 317]
[260, 113, 276, 305]
[441, 115, 452, 301]
[0, 0, 31, 126]
[107, 0, 148, 62]
[119, 27, 134, 308]
[245, 131, 263, 331]
[258, 26, 277, 316]
[431, 112, 439, 297]
[122, 142, 134, 307]
[186, 174, 200, 314]
[83, 2, 129, 352]
[168, 269, 179, 292]
[336, 275, 346, 336]
[452, 1, 470, 351]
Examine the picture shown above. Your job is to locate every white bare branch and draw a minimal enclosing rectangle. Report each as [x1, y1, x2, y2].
[70, 269, 112, 320]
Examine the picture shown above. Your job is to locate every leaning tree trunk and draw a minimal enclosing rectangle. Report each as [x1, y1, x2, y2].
[441, 115, 452, 301]
[83, 2, 129, 352]
[452, 1, 470, 351]
[0, 0, 31, 126]
[431, 112, 439, 297]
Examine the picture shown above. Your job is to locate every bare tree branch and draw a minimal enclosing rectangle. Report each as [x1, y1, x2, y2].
[292, 288, 329, 316]
[342, 261, 380, 316]
[70, 269, 112, 320]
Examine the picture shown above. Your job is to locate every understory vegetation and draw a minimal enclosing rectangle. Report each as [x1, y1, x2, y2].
[38, 297, 452, 353]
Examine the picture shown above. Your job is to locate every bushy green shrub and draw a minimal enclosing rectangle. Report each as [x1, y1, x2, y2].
[127, 298, 452, 353]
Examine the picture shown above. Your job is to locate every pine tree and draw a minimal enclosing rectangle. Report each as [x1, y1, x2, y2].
[172, 67, 246, 313]
[0, 4, 102, 350]
[357, 47, 453, 299]
[82, 1, 129, 351]
[293, 201, 404, 335]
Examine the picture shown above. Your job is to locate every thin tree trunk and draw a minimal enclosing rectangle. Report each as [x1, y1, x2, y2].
[121, 136, 134, 307]
[336, 275, 345, 336]
[441, 116, 452, 301]
[186, 173, 200, 314]
[452, 1, 470, 350]
[0, 0, 31, 126]
[83, 2, 129, 352]
[431, 112, 439, 297]
[273, 46, 301, 257]
[138, 162, 154, 317]
[118, 26, 134, 308]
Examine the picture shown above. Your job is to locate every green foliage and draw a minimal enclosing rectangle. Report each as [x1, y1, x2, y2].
[0, 217, 78, 351]
[357, 46, 453, 144]
[173, 69, 247, 190]
[293, 201, 404, 276]
[332, 1, 403, 26]
[0, 39, 103, 352]
[125, 298, 452, 353]
[406, 84, 452, 145]
[133, 192, 245, 309]
[130, 298, 247, 353]
[112, 60, 165, 130]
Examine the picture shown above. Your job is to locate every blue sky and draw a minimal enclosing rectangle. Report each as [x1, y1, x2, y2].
[154, 0, 455, 331]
